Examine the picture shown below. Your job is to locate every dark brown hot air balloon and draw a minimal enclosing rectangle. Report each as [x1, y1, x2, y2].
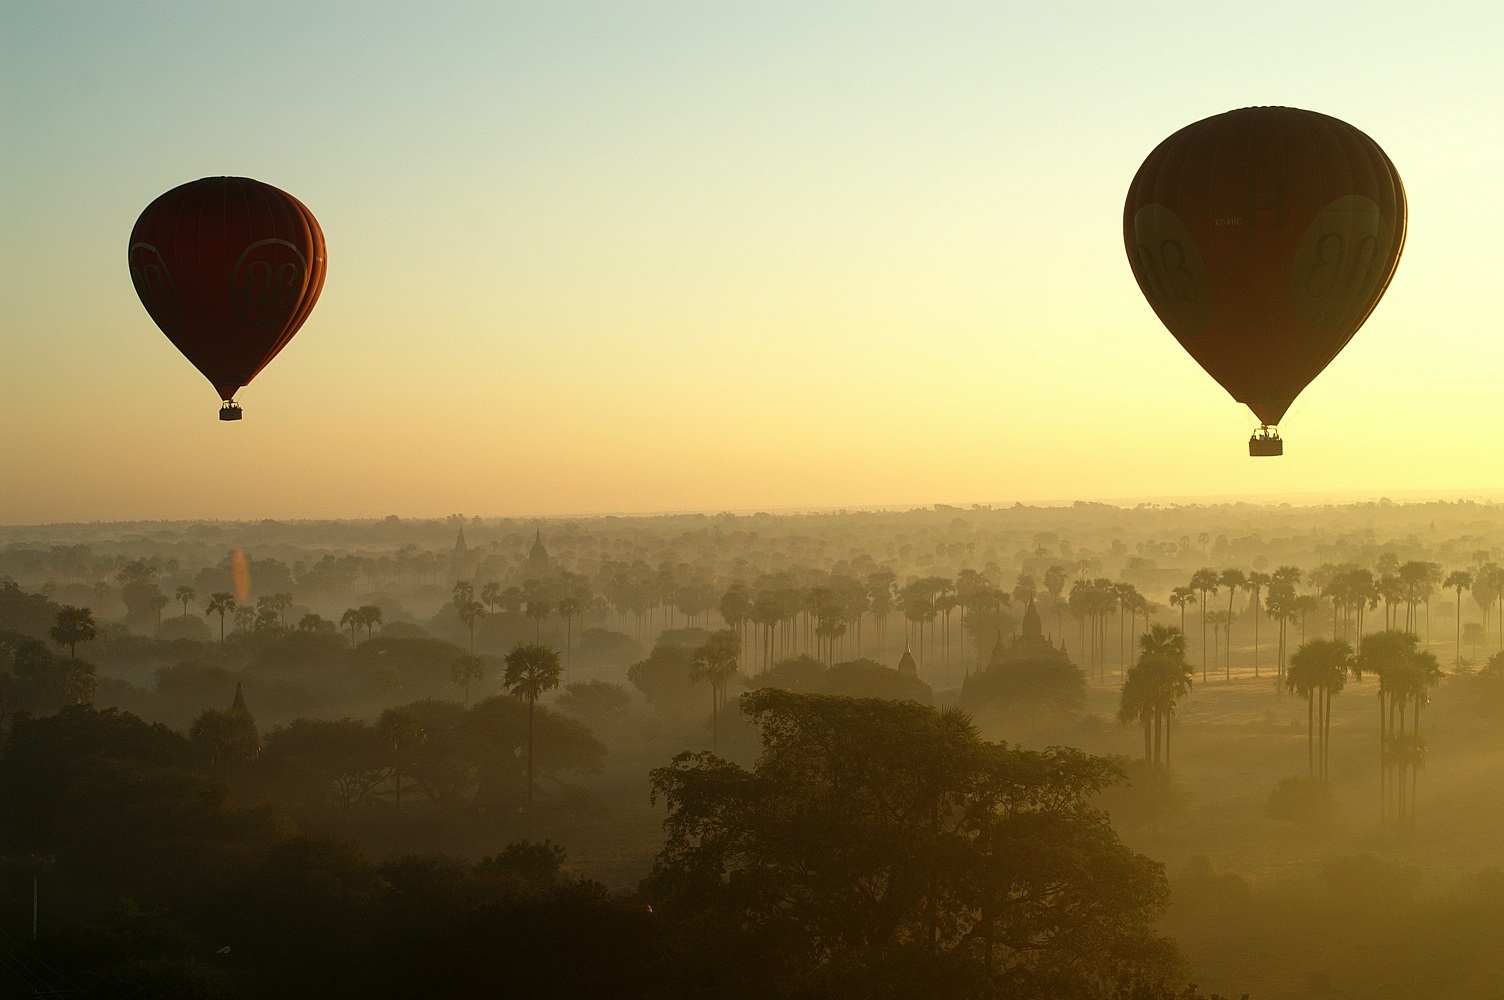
[128, 177, 327, 420]
[1124, 107, 1406, 455]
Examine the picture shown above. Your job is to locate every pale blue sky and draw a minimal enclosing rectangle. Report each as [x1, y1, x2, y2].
[2, 2, 1501, 521]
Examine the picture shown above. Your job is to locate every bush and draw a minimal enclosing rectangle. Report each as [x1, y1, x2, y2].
[1263, 775, 1336, 827]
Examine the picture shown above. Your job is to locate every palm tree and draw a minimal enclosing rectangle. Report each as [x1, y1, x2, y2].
[358, 604, 383, 640]
[1356, 630, 1442, 827]
[1119, 624, 1194, 767]
[1287, 639, 1352, 780]
[457, 600, 485, 653]
[556, 596, 583, 673]
[377, 708, 426, 850]
[206, 592, 236, 645]
[524, 597, 553, 642]
[690, 629, 741, 750]
[1117, 667, 1156, 763]
[503, 643, 564, 834]
[1189, 569, 1220, 682]
[175, 586, 196, 617]
[719, 583, 752, 660]
[1245, 571, 1271, 677]
[1114, 582, 1138, 679]
[480, 581, 501, 613]
[1445, 570, 1474, 668]
[1219, 569, 1247, 679]
[271, 592, 293, 628]
[1169, 586, 1196, 637]
[452, 653, 484, 707]
[340, 607, 362, 645]
[1043, 564, 1069, 636]
[50, 606, 96, 658]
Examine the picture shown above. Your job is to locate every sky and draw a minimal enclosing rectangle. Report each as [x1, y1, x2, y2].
[2, 1, 1501, 523]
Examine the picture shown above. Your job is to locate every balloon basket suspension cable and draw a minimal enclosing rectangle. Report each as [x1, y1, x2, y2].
[219, 400, 243, 421]
[1249, 424, 1282, 457]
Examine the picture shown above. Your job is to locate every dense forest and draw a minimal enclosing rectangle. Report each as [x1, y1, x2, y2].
[3, 500, 1504, 998]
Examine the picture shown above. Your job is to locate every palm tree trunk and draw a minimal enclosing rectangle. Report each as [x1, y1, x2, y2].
[1308, 691, 1315, 775]
[1253, 590, 1261, 678]
[526, 696, 536, 837]
[710, 683, 719, 751]
[1456, 590, 1463, 667]
[1379, 690, 1387, 826]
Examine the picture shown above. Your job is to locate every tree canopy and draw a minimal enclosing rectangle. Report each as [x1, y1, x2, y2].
[646, 688, 1185, 999]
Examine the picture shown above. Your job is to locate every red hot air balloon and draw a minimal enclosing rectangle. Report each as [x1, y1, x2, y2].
[128, 177, 327, 420]
[1123, 107, 1406, 455]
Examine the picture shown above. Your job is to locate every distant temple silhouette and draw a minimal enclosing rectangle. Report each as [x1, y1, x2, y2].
[527, 527, 550, 575]
[450, 519, 476, 580]
[897, 643, 917, 678]
[986, 601, 1071, 670]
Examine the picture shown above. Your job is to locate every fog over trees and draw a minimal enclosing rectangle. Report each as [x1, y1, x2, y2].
[3, 500, 1504, 998]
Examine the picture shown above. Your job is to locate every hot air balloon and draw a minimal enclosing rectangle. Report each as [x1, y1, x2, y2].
[1123, 107, 1406, 456]
[128, 177, 327, 420]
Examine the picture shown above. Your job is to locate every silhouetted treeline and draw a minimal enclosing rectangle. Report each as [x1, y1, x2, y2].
[0, 693, 1240, 999]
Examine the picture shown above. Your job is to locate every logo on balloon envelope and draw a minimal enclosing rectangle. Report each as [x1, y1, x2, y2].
[232, 239, 307, 327]
[128, 243, 179, 331]
[1290, 195, 1392, 333]
[1128, 204, 1211, 333]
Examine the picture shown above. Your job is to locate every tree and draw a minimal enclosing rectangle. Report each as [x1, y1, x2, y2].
[377, 707, 426, 847]
[719, 583, 752, 659]
[1218, 569, 1246, 679]
[645, 689, 1185, 998]
[556, 596, 583, 672]
[49, 606, 96, 658]
[1245, 571, 1270, 677]
[341, 607, 362, 645]
[1446, 569, 1475, 668]
[205, 592, 236, 645]
[1356, 630, 1443, 827]
[452, 653, 484, 708]
[175, 585, 196, 616]
[503, 643, 563, 831]
[689, 629, 741, 750]
[1188, 569, 1219, 682]
[358, 604, 384, 640]
[298, 612, 333, 633]
[1286, 639, 1352, 780]
[456, 599, 486, 653]
[1169, 586, 1196, 638]
[189, 707, 259, 770]
[480, 581, 501, 613]
[1118, 625, 1194, 767]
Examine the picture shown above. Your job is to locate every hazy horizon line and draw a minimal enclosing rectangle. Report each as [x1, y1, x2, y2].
[5, 487, 1504, 531]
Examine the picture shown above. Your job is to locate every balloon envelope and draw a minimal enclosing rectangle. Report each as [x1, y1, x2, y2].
[1124, 107, 1406, 427]
[129, 177, 327, 408]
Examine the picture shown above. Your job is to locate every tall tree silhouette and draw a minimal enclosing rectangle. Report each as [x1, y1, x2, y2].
[1245, 571, 1271, 677]
[1219, 568, 1246, 679]
[1118, 625, 1193, 767]
[504, 643, 564, 834]
[1287, 639, 1352, 780]
[50, 606, 96, 658]
[1189, 568, 1219, 683]
[1445, 569, 1474, 667]
[206, 592, 236, 645]
[690, 629, 741, 750]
